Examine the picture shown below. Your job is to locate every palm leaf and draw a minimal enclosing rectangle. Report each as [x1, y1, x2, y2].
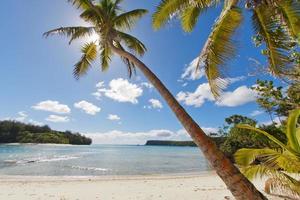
[114, 9, 148, 30]
[180, 5, 204, 32]
[277, 0, 300, 43]
[153, 0, 189, 30]
[236, 124, 297, 153]
[73, 42, 98, 79]
[117, 31, 147, 56]
[252, 4, 291, 76]
[67, 0, 95, 10]
[43, 26, 95, 44]
[234, 148, 278, 166]
[100, 43, 112, 71]
[114, 41, 136, 78]
[240, 165, 270, 180]
[198, 1, 242, 97]
[286, 109, 300, 152]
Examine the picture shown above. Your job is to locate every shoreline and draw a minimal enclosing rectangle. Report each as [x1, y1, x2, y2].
[0, 171, 214, 182]
[0, 172, 281, 200]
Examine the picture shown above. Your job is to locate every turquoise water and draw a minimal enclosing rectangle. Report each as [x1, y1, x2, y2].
[0, 144, 210, 176]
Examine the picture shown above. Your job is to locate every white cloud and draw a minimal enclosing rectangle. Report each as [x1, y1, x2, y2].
[176, 83, 214, 107]
[32, 100, 71, 114]
[177, 82, 255, 108]
[250, 110, 264, 117]
[46, 115, 69, 123]
[107, 114, 121, 121]
[84, 127, 217, 145]
[216, 86, 257, 107]
[148, 99, 163, 109]
[2, 112, 44, 126]
[74, 101, 101, 115]
[28, 119, 44, 126]
[260, 116, 285, 127]
[141, 82, 153, 89]
[181, 57, 205, 80]
[15, 111, 28, 122]
[93, 78, 143, 104]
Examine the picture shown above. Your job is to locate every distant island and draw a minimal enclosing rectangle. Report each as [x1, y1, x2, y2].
[0, 120, 92, 145]
[145, 138, 226, 147]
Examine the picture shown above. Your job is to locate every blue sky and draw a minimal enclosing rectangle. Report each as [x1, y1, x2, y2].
[0, 0, 279, 144]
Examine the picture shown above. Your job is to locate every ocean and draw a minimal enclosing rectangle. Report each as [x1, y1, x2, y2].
[0, 144, 210, 176]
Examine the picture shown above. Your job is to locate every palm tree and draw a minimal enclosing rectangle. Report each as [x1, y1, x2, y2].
[235, 109, 300, 198]
[44, 0, 267, 199]
[153, 0, 300, 97]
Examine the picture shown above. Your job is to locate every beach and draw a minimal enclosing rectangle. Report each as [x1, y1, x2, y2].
[0, 172, 280, 200]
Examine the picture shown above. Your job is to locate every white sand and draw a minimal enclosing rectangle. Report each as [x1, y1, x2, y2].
[0, 172, 282, 200]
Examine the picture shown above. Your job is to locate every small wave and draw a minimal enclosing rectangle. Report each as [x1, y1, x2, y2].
[71, 165, 110, 172]
[4, 155, 79, 165]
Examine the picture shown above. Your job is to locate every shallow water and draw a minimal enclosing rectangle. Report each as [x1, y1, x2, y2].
[0, 144, 210, 176]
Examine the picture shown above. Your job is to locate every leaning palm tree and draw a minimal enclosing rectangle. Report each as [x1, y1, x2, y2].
[44, 0, 266, 199]
[235, 109, 300, 198]
[153, 0, 300, 97]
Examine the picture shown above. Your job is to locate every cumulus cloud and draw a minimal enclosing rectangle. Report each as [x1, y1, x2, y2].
[107, 114, 121, 121]
[250, 110, 264, 117]
[177, 83, 214, 107]
[32, 100, 71, 114]
[148, 99, 163, 109]
[84, 127, 217, 144]
[92, 78, 143, 104]
[177, 81, 256, 108]
[215, 86, 257, 107]
[46, 115, 69, 123]
[181, 57, 205, 80]
[74, 101, 101, 115]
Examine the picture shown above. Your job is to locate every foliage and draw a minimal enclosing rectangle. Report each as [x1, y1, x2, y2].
[153, 0, 300, 97]
[220, 114, 286, 159]
[234, 109, 300, 198]
[44, 0, 148, 79]
[252, 79, 300, 122]
[0, 121, 92, 145]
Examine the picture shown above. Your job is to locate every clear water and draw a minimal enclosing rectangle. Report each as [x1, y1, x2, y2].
[0, 144, 210, 176]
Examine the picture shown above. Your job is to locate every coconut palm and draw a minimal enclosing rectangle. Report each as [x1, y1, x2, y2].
[153, 0, 300, 97]
[44, 0, 267, 199]
[235, 109, 300, 198]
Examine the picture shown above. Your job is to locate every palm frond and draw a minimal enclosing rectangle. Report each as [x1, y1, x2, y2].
[117, 31, 147, 56]
[286, 109, 300, 152]
[114, 9, 148, 30]
[73, 42, 98, 79]
[234, 148, 278, 166]
[114, 41, 136, 78]
[67, 0, 95, 10]
[153, 0, 188, 30]
[198, 1, 242, 97]
[100, 43, 112, 71]
[252, 4, 291, 76]
[43, 26, 95, 44]
[277, 0, 300, 43]
[240, 165, 270, 180]
[265, 175, 300, 198]
[180, 5, 204, 32]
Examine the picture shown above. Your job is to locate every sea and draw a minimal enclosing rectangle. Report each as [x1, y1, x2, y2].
[0, 144, 210, 176]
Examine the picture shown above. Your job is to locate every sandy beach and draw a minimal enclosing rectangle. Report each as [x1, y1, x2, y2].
[0, 172, 281, 200]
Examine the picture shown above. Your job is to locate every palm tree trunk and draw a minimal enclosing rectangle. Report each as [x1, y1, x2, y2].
[109, 42, 267, 200]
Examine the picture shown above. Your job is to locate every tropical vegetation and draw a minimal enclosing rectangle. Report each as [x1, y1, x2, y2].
[43, 0, 267, 199]
[234, 109, 300, 198]
[153, 0, 300, 97]
[0, 120, 92, 145]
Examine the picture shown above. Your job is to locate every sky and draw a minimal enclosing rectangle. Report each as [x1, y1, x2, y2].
[0, 0, 281, 144]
